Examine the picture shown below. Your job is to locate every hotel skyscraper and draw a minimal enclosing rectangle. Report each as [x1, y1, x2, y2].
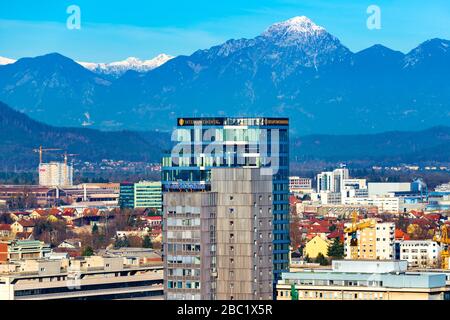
[162, 117, 290, 299]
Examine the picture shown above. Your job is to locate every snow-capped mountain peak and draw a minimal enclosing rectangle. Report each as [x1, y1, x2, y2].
[0, 56, 16, 65]
[78, 54, 174, 77]
[263, 16, 326, 39]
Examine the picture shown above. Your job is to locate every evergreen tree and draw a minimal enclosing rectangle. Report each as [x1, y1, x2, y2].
[327, 238, 344, 259]
[82, 246, 94, 257]
[142, 235, 153, 248]
[114, 236, 129, 249]
[92, 223, 99, 234]
[315, 253, 329, 266]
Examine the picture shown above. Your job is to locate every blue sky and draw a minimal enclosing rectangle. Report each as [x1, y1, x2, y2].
[1, 0, 449, 62]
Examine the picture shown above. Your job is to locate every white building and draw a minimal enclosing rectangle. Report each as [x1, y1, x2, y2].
[341, 179, 368, 204]
[311, 192, 342, 205]
[39, 162, 73, 187]
[343, 195, 401, 213]
[289, 177, 312, 193]
[344, 222, 395, 260]
[368, 182, 411, 197]
[317, 168, 349, 193]
[396, 240, 441, 268]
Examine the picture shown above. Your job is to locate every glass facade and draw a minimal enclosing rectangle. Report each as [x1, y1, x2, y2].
[119, 183, 135, 209]
[162, 117, 290, 285]
[119, 181, 162, 211]
[134, 181, 163, 211]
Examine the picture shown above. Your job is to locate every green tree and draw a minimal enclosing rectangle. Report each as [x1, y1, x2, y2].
[114, 236, 129, 249]
[315, 253, 329, 266]
[92, 223, 99, 234]
[290, 284, 299, 300]
[327, 238, 344, 259]
[82, 246, 94, 257]
[142, 235, 152, 248]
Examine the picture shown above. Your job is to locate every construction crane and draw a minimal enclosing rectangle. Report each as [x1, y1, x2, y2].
[344, 211, 376, 260]
[63, 152, 79, 165]
[33, 146, 62, 164]
[433, 224, 450, 269]
[63, 152, 78, 186]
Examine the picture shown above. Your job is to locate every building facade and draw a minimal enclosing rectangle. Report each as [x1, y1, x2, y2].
[119, 183, 135, 208]
[317, 168, 349, 194]
[119, 181, 162, 211]
[289, 177, 312, 193]
[39, 162, 73, 187]
[277, 260, 450, 300]
[0, 256, 163, 300]
[134, 181, 162, 210]
[395, 240, 441, 268]
[163, 168, 274, 300]
[162, 117, 290, 285]
[344, 222, 395, 260]
[0, 240, 51, 262]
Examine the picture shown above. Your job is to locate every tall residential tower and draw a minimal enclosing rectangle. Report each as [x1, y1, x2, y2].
[162, 117, 290, 295]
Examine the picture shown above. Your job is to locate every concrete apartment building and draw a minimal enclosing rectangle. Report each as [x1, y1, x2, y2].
[163, 168, 273, 300]
[277, 260, 450, 300]
[39, 162, 73, 187]
[395, 240, 441, 268]
[289, 177, 312, 193]
[344, 222, 395, 260]
[0, 255, 163, 300]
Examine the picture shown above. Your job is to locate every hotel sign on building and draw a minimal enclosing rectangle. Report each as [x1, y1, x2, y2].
[177, 117, 289, 127]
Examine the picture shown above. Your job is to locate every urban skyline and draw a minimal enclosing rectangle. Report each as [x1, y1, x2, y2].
[1, 1, 450, 308]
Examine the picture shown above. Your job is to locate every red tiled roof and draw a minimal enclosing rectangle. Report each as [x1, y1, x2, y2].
[424, 214, 441, 221]
[289, 195, 301, 205]
[395, 229, 411, 240]
[18, 220, 36, 227]
[48, 208, 62, 216]
[327, 230, 343, 239]
[15, 232, 32, 240]
[83, 208, 100, 216]
[147, 216, 162, 221]
[63, 208, 77, 215]
[307, 225, 330, 234]
[0, 224, 11, 231]
[12, 212, 30, 216]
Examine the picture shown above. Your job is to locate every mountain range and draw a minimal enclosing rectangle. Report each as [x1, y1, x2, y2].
[0, 53, 174, 78]
[77, 54, 174, 78]
[0, 100, 449, 170]
[0, 101, 170, 169]
[0, 16, 449, 134]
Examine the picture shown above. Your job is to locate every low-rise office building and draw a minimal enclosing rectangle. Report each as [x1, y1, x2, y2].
[0, 255, 163, 300]
[0, 240, 51, 262]
[119, 181, 162, 211]
[277, 260, 450, 300]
